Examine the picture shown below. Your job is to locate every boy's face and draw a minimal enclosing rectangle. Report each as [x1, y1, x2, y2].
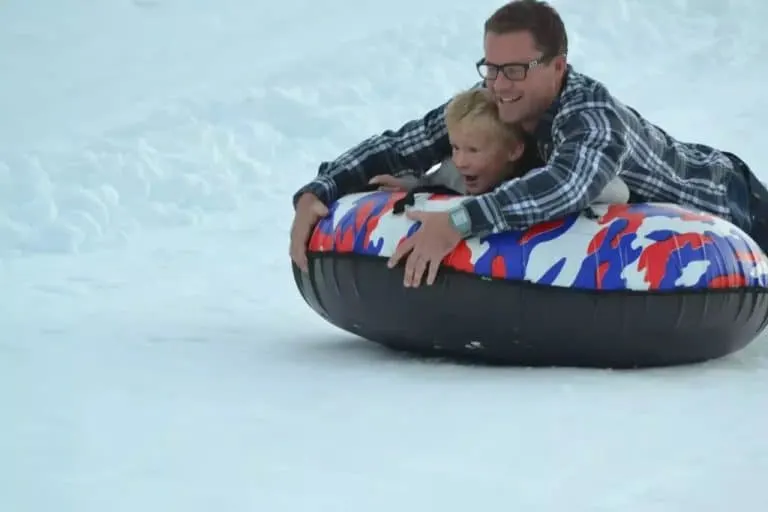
[449, 124, 523, 195]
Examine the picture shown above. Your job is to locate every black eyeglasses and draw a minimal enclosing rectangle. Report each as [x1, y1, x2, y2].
[475, 56, 550, 81]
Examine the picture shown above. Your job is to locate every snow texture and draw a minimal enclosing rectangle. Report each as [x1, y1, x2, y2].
[2, 0, 768, 510]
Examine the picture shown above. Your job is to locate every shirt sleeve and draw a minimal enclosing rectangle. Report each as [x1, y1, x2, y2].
[458, 107, 629, 236]
[396, 174, 421, 190]
[292, 99, 452, 207]
[419, 164, 452, 189]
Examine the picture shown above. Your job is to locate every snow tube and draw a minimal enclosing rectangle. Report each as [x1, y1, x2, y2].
[292, 188, 768, 368]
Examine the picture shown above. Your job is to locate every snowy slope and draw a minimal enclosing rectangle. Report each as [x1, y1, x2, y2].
[2, 0, 768, 510]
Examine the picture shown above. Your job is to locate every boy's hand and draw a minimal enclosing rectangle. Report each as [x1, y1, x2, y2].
[368, 175, 412, 192]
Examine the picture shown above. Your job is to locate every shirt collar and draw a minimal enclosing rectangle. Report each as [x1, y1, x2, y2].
[533, 64, 572, 140]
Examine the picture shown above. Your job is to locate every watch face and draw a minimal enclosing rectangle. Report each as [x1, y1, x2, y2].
[450, 208, 470, 234]
[451, 208, 469, 225]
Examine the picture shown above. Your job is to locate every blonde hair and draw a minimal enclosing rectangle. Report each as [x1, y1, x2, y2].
[444, 88, 522, 144]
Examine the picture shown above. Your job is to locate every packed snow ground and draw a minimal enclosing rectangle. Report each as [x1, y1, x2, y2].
[3, 0, 768, 510]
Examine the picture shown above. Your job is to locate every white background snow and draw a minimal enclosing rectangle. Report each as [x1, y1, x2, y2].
[3, 0, 768, 510]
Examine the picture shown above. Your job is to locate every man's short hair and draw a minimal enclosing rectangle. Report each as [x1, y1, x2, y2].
[485, 0, 568, 59]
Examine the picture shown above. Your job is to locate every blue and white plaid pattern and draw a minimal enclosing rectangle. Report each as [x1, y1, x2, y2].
[293, 66, 751, 237]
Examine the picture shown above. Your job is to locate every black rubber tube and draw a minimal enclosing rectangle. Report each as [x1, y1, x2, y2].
[293, 255, 768, 368]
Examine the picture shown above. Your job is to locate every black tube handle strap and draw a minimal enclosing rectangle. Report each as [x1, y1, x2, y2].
[356, 183, 463, 215]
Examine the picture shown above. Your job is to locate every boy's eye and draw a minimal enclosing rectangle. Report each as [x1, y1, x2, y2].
[451, 144, 481, 153]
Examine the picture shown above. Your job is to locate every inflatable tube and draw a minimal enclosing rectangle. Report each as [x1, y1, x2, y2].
[292, 188, 768, 368]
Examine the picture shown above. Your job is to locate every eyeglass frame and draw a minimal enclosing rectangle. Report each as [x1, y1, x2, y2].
[475, 54, 554, 81]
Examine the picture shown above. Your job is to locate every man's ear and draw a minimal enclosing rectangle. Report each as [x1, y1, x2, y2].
[553, 55, 568, 76]
[508, 140, 525, 162]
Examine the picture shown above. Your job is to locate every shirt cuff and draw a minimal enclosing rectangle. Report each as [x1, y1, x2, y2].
[292, 178, 335, 209]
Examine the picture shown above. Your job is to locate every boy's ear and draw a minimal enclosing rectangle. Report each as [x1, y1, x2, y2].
[508, 140, 525, 162]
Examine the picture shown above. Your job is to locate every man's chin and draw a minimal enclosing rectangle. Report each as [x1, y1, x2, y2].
[498, 105, 524, 124]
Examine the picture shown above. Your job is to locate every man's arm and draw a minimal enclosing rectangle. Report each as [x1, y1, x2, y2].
[449, 107, 630, 237]
[292, 99, 453, 207]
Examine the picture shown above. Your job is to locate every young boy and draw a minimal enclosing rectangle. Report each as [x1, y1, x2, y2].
[369, 87, 630, 203]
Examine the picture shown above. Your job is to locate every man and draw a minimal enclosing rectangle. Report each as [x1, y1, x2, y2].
[290, 0, 765, 288]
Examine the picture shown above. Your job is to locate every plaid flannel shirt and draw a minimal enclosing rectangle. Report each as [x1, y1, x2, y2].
[293, 65, 750, 237]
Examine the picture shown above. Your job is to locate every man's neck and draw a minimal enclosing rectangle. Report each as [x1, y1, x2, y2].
[522, 71, 569, 134]
[520, 118, 539, 133]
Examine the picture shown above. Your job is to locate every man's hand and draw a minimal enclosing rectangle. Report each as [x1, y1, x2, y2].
[289, 192, 329, 273]
[368, 175, 414, 192]
[387, 209, 463, 287]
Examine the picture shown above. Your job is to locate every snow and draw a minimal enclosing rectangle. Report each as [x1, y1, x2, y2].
[2, 0, 768, 510]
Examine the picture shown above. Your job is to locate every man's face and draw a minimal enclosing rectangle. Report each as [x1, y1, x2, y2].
[482, 30, 565, 128]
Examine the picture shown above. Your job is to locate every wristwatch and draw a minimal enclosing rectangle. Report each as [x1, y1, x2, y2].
[448, 205, 472, 238]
